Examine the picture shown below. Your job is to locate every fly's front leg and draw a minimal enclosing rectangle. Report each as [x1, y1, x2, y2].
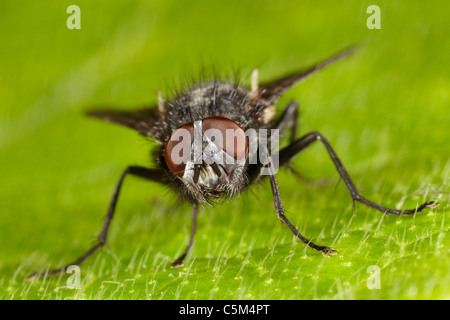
[279, 131, 438, 215]
[171, 204, 199, 268]
[29, 166, 166, 278]
[266, 151, 336, 256]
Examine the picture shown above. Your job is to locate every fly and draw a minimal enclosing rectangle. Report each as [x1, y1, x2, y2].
[30, 47, 438, 277]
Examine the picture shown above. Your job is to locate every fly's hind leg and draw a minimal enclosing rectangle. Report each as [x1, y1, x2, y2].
[276, 101, 331, 186]
[275, 100, 299, 144]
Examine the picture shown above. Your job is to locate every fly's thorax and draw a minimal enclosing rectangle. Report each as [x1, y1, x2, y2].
[158, 82, 270, 140]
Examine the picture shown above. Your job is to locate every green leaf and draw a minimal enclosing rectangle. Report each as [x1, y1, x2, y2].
[0, 0, 449, 300]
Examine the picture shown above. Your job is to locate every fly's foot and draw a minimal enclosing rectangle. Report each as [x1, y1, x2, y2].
[322, 247, 337, 257]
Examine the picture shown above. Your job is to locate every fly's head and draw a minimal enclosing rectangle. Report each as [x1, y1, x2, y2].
[163, 115, 249, 204]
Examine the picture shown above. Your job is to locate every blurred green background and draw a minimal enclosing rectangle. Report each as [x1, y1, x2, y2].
[0, 0, 449, 300]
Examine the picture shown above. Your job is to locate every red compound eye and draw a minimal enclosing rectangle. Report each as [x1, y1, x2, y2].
[164, 123, 194, 176]
[202, 116, 247, 160]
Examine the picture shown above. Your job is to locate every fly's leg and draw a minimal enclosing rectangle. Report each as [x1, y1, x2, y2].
[279, 131, 438, 215]
[275, 100, 299, 144]
[170, 204, 199, 268]
[29, 166, 165, 278]
[276, 101, 331, 186]
[266, 153, 336, 255]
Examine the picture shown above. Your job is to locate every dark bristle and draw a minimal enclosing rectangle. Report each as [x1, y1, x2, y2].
[193, 164, 201, 184]
[211, 163, 222, 177]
